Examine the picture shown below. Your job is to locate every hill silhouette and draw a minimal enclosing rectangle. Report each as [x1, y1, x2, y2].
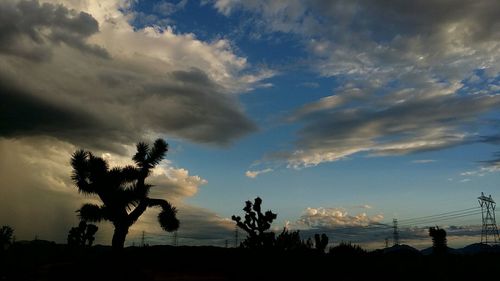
[2, 241, 500, 281]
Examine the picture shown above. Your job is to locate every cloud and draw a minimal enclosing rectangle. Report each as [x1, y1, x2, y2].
[153, 0, 187, 16]
[0, 0, 108, 61]
[412, 160, 436, 164]
[283, 91, 500, 168]
[0, 0, 273, 150]
[0, 137, 85, 242]
[283, 206, 388, 247]
[292, 207, 384, 229]
[245, 168, 273, 178]
[355, 204, 372, 210]
[459, 165, 500, 179]
[213, 0, 500, 169]
[0, 0, 276, 246]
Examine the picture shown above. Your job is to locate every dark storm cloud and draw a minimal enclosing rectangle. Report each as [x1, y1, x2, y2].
[0, 0, 108, 61]
[283, 93, 500, 167]
[311, 0, 500, 39]
[0, 79, 96, 135]
[0, 0, 258, 151]
[0, 66, 256, 151]
[142, 69, 257, 145]
[298, 95, 500, 149]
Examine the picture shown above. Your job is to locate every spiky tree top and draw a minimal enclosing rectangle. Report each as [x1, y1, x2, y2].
[70, 139, 179, 249]
[232, 197, 277, 248]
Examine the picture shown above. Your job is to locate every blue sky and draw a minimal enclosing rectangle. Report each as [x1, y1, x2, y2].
[1, 0, 500, 249]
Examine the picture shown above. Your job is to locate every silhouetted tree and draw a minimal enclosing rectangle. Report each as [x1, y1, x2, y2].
[71, 139, 179, 250]
[429, 226, 447, 255]
[0, 225, 13, 250]
[67, 221, 99, 247]
[314, 233, 329, 253]
[232, 197, 277, 249]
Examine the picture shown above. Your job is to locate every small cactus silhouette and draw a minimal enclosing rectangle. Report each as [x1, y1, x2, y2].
[232, 197, 277, 248]
[314, 233, 329, 253]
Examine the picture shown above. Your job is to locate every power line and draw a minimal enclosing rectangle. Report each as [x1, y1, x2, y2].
[398, 210, 482, 228]
[398, 207, 480, 223]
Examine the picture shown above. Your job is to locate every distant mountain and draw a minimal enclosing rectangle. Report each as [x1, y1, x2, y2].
[421, 246, 460, 255]
[459, 243, 495, 255]
[383, 244, 421, 256]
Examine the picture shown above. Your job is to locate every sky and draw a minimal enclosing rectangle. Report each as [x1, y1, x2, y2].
[1, 0, 500, 250]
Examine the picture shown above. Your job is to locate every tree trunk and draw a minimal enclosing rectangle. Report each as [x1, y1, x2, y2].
[112, 224, 129, 250]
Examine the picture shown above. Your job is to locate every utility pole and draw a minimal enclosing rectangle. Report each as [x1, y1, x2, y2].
[172, 231, 178, 246]
[385, 237, 389, 248]
[234, 225, 239, 248]
[141, 231, 145, 247]
[478, 192, 499, 244]
[392, 218, 400, 246]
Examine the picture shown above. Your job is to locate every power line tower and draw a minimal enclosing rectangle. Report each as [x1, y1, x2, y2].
[392, 218, 400, 246]
[234, 225, 239, 248]
[478, 192, 500, 244]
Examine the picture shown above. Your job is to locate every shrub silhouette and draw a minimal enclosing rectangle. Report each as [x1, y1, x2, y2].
[314, 233, 329, 253]
[275, 228, 311, 252]
[0, 225, 14, 250]
[429, 226, 447, 254]
[232, 197, 277, 249]
[71, 139, 179, 250]
[329, 242, 366, 257]
[67, 221, 99, 247]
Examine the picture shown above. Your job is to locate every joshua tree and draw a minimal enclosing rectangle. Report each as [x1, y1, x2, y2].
[71, 139, 179, 250]
[429, 226, 447, 254]
[232, 197, 277, 248]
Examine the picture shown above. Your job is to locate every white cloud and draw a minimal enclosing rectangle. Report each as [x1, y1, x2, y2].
[245, 168, 273, 178]
[459, 165, 500, 178]
[291, 207, 384, 229]
[412, 160, 436, 164]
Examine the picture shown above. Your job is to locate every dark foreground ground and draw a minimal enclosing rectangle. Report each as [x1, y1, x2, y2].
[1, 242, 500, 281]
